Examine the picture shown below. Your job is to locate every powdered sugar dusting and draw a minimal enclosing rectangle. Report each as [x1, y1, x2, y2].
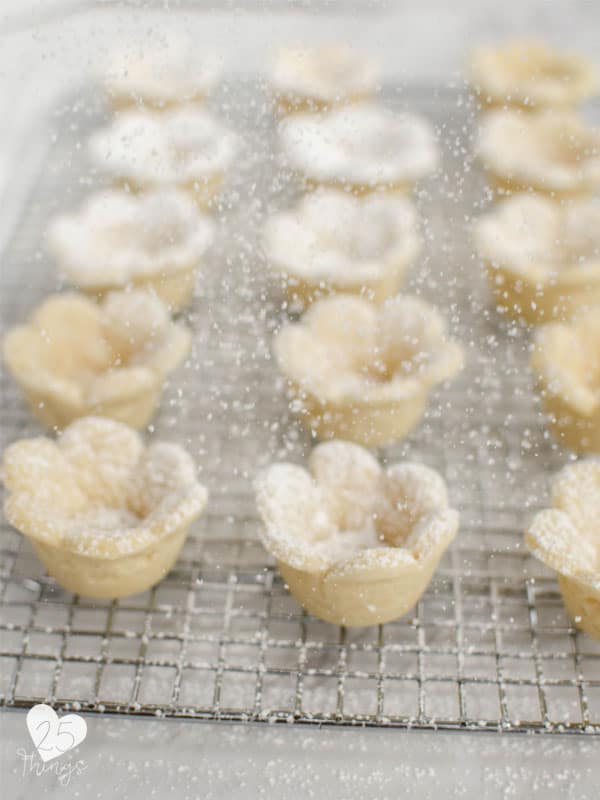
[47, 188, 215, 286]
[274, 293, 463, 404]
[64, 507, 140, 543]
[103, 31, 221, 107]
[279, 104, 438, 187]
[263, 189, 419, 284]
[88, 108, 239, 187]
[2, 416, 207, 558]
[477, 109, 600, 194]
[3, 290, 191, 424]
[255, 440, 458, 575]
[474, 194, 600, 280]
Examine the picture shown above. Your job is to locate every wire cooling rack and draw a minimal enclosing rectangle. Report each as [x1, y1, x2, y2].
[1, 84, 599, 735]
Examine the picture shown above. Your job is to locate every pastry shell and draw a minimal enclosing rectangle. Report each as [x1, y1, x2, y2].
[88, 108, 239, 209]
[477, 110, 600, 199]
[525, 459, 600, 639]
[469, 40, 597, 111]
[256, 440, 459, 626]
[3, 290, 191, 430]
[279, 104, 438, 195]
[270, 44, 379, 115]
[262, 189, 420, 306]
[1, 416, 208, 599]
[47, 189, 215, 311]
[531, 308, 600, 454]
[474, 194, 600, 323]
[102, 34, 221, 112]
[273, 294, 463, 446]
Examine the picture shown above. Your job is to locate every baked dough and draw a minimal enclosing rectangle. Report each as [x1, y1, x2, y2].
[262, 189, 420, 306]
[273, 294, 463, 446]
[256, 440, 459, 626]
[526, 459, 600, 639]
[3, 290, 191, 429]
[279, 104, 438, 194]
[47, 189, 215, 310]
[474, 194, 600, 323]
[477, 109, 600, 198]
[470, 40, 597, 110]
[270, 44, 379, 115]
[531, 308, 600, 453]
[2, 416, 208, 599]
[103, 33, 221, 111]
[88, 109, 238, 209]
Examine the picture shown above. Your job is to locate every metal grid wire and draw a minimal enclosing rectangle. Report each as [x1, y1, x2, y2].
[1, 84, 599, 735]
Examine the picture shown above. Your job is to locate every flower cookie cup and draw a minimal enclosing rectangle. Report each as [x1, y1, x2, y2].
[271, 44, 379, 117]
[526, 459, 600, 639]
[47, 189, 215, 312]
[477, 110, 600, 200]
[88, 109, 238, 213]
[279, 104, 438, 197]
[274, 294, 463, 447]
[469, 40, 598, 112]
[531, 309, 600, 454]
[102, 35, 221, 113]
[2, 417, 208, 599]
[256, 441, 459, 627]
[263, 190, 420, 307]
[3, 290, 191, 430]
[474, 195, 600, 324]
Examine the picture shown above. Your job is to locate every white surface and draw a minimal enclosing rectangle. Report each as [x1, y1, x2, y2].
[1, 2, 600, 797]
[1, 710, 599, 799]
